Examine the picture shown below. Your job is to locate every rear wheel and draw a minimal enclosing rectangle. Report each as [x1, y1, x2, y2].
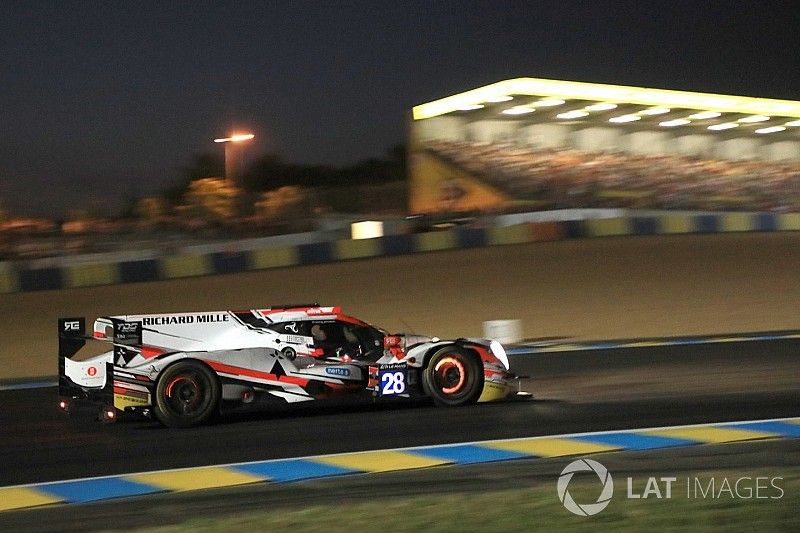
[423, 347, 483, 406]
[154, 360, 220, 428]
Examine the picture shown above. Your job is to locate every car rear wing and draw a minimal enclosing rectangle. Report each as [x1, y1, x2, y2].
[58, 316, 142, 400]
[58, 317, 87, 360]
[57, 317, 112, 413]
[58, 317, 143, 351]
[59, 317, 152, 421]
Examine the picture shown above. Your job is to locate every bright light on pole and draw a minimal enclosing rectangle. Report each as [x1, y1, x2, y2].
[213, 132, 254, 185]
[214, 133, 255, 143]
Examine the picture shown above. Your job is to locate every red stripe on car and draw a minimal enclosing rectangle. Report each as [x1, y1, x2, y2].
[335, 314, 369, 326]
[470, 345, 495, 363]
[140, 346, 165, 359]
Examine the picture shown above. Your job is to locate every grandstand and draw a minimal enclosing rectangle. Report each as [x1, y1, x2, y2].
[408, 78, 800, 214]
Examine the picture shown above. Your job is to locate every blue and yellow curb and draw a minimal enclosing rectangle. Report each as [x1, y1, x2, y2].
[1, 417, 798, 512]
[5, 211, 800, 292]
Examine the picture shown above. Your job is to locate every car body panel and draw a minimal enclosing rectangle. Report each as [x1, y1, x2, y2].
[58, 306, 517, 424]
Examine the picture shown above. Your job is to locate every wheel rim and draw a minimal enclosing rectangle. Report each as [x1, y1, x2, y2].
[164, 372, 209, 416]
[434, 356, 466, 394]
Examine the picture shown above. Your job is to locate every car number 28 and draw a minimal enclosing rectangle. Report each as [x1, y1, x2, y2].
[380, 371, 406, 395]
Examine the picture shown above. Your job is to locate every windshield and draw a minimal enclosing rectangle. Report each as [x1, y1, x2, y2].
[353, 323, 384, 343]
[347, 324, 385, 358]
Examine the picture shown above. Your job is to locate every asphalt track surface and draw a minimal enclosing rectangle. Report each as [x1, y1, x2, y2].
[1, 339, 798, 489]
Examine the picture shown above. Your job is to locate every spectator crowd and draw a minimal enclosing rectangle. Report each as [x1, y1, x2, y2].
[427, 141, 800, 212]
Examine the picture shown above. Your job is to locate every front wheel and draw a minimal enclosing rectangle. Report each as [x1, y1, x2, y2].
[423, 347, 483, 407]
[154, 360, 220, 427]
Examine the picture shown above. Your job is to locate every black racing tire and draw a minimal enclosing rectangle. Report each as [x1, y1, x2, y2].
[153, 360, 221, 428]
[423, 346, 483, 407]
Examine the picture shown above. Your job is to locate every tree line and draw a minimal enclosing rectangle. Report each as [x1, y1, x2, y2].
[162, 144, 405, 206]
[124, 144, 408, 228]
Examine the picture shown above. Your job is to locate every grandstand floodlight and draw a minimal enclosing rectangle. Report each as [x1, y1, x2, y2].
[688, 111, 722, 120]
[639, 107, 671, 115]
[412, 78, 800, 121]
[457, 104, 484, 111]
[659, 119, 691, 127]
[486, 95, 513, 103]
[738, 115, 770, 123]
[533, 98, 565, 107]
[609, 114, 641, 123]
[502, 106, 535, 115]
[755, 126, 786, 134]
[707, 123, 739, 131]
[784, 119, 800, 127]
[557, 110, 590, 119]
[585, 102, 617, 111]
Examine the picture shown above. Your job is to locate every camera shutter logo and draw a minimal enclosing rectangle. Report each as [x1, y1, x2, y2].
[557, 459, 614, 516]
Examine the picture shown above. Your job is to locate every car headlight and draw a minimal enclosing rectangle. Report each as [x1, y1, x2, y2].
[489, 340, 509, 370]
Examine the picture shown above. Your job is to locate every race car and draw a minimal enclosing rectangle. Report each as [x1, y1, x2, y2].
[58, 305, 518, 427]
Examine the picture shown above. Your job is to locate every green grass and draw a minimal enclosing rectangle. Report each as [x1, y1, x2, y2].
[129, 469, 799, 532]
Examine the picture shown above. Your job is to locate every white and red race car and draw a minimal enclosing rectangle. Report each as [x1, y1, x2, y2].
[58, 305, 517, 427]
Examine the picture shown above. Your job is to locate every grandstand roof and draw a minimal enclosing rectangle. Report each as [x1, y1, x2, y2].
[412, 78, 800, 137]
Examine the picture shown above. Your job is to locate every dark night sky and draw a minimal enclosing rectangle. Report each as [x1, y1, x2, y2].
[1, 1, 798, 217]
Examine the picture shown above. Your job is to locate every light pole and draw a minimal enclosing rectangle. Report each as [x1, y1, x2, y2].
[213, 133, 254, 186]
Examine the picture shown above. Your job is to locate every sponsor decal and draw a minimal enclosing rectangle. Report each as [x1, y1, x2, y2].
[142, 314, 229, 326]
[87, 366, 97, 376]
[196, 313, 230, 323]
[114, 394, 149, 406]
[64, 321, 81, 332]
[325, 367, 351, 377]
[285, 335, 305, 345]
[306, 308, 336, 315]
[115, 346, 137, 365]
[117, 322, 139, 333]
[384, 335, 402, 348]
[286, 322, 298, 333]
[281, 347, 297, 360]
[115, 321, 142, 346]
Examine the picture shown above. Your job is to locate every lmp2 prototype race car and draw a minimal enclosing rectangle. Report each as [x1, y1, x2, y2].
[58, 305, 517, 427]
